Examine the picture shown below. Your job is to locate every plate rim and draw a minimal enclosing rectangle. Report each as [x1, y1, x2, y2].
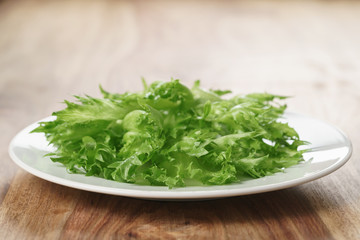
[8, 112, 353, 200]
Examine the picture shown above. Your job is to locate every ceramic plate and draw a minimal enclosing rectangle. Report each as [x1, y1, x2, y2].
[9, 112, 352, 200]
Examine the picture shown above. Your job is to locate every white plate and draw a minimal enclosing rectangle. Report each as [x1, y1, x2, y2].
[9, 112, 352, 200]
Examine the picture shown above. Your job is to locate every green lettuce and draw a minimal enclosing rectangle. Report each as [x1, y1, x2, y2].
[32, 79, 307, 188]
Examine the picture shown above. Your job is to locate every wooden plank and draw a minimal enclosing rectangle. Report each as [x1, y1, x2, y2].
[0, 171, 80, 239]
[0, 171, 332, 239]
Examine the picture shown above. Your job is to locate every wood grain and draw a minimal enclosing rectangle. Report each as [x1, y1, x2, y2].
[0, 0, 360, 239]
[0, 171, 333, 240]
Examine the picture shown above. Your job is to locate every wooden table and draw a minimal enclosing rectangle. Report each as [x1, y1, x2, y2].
[0, 0, 359, 239]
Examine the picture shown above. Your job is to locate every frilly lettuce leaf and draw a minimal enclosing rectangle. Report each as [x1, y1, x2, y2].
[32, 79, 307, 188]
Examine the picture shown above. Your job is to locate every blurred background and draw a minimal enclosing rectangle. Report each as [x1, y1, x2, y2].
[1, 0, 360, 110]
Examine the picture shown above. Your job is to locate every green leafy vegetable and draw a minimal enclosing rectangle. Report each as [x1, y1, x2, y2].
[32, 79, 307, 188]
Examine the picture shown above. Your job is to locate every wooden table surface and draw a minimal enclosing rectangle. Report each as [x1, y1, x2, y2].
[0, 0, 359, 239]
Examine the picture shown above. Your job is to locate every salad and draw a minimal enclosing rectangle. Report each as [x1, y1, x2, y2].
[32, 79, 307, 188]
